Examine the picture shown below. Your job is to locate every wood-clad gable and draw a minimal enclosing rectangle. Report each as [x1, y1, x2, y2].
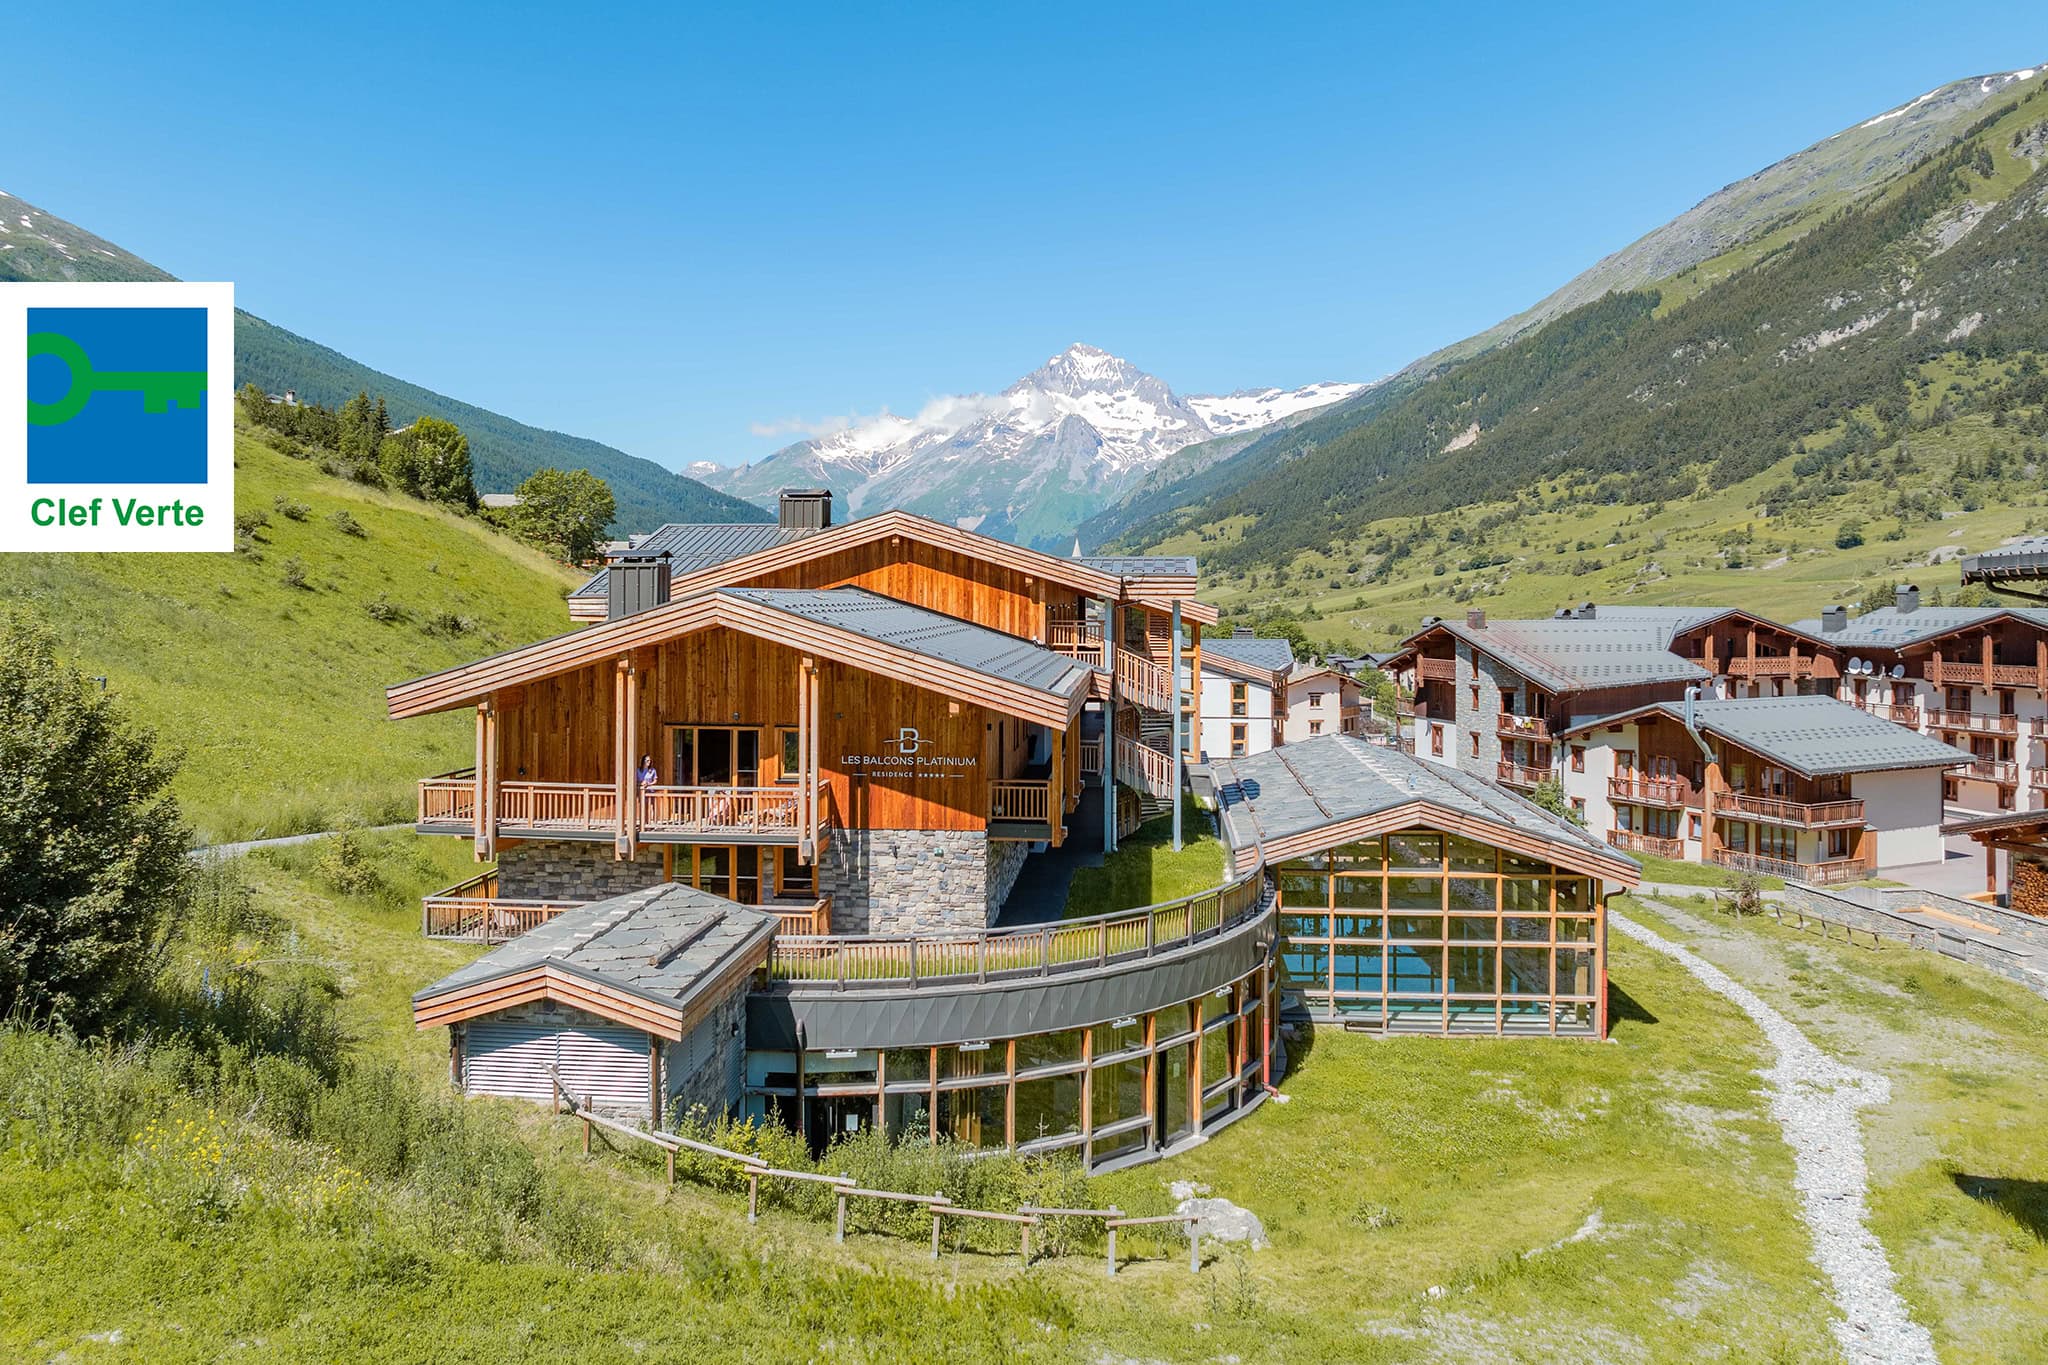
[1230, 800, 1640, 883]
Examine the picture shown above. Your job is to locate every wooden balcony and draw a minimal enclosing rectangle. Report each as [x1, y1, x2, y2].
[1415, 656, 1458, 682]
[1115, 649, 1176, 711]
[763, 895, 833, 936]
[417, 768, 477, 826]
[1708, 849, 1875, 887]
[1115, 735, 1176, 798]
[1609, 775, 1687, 807]
[1047, 621, 1107, 668]
[988, 778, 1059, 841]
[640, 784, 808, 838]
[2028, 768, 2048, 791]
[1710, 791, 1865, 828]
[1496, 760, 1549, 789]
[1497, 713, 1552, 740]
[418, 776, 821, 842]
[1961, 759, 2019, 786]
[1608, 828, 1683, 860]
[1862, 701, 1921, 725]
[1725, 657, 1808, 677]
[1925, 708, 2018, 737]
[421, 872, 582, 943]
[499, 781, 621, 833]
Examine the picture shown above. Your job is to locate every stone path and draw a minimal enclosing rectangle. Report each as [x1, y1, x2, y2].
[188, 824, 409, 860]
[1615, 901, 1938, 1365]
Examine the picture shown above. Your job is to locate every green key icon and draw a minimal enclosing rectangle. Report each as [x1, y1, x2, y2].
[26, 331, 207, 426]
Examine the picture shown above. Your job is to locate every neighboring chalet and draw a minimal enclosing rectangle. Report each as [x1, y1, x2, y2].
[1182, 633, 1292, 758]
[1280, 662, 1368, 746]
[1213, 735, 1638, 1036]
[1384, 601, 1971, 883]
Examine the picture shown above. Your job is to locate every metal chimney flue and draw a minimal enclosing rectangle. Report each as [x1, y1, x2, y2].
[1821, 605, 1846, 633]
[1895, 583, 1920, 614]
[607, 550, 672, 621]
[778, 488, 833, 530]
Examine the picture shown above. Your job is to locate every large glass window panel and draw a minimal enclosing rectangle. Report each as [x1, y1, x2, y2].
[936, 1085, 1004, 1147]
[1389, 914, 1441, 941]
[1091, 1057, 1146, 1130]
[1281, 911, 1330, 939]
[1503, 916, 1550, 943]
[697, 729, 734, 785]
[1281, 871, 1330, 905]
[1201, 991, 1231, 1029]
[1445, 946, 1495, 995]
[1555, 948, 1597, 998]
[1388, 832, 1443, 869]
[1447, 836, 1497, 873]
[1388, 876, 1442, 911]
[1388, 945, 1444, 995]
[1090, 1116, 1148, 1165]
[1015, 1029, 1083, 1073]
[1556, 917, 1595, 944]
[1556, 879, 1591, 914]
[1091, 1017, 1144, 1060]
[1279, 855, 1330, 872]
[1447, 877, 1497, 912]
[1160, 1045, 1194, 1144]
[1332, 839, 1383, 869]
[1333, 876, 1383, 910]
[1502, 850, 1553, 876]
[1334, 911, 1384, 939]
[944, 1044, 1000, 1082]
[881, 1092, 928, 1140]
[1281, 941, 1330, 991]
[883, 1048, 930, 1085]
[1201, 1026, 1230, 1086]
[1013, 1072, 1081, 1145]
[1501, 878, 1548, 914]
[1502, 947, 1552, 996]
[1332, 944, 1383, 993]
[1448, 914, 1498, 941]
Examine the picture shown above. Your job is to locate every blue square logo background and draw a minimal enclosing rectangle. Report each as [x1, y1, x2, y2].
[27, 307, 208, 484]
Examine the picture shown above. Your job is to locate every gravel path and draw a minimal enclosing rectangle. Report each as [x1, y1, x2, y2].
[1615, 903, 1938, 1365]
[188, 824, 410, 860]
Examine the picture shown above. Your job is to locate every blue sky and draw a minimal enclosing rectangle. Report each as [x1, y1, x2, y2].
[9, 3, 2045, 472]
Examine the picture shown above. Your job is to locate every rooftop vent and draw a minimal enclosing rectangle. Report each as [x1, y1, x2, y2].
[1466, 609, 1486, 629]
[1821, 605, 1846, 633]
[1578, 601, 1597, 620]
[779, 488, 833, 530]
[1421, 615, 1441, 629]
[607, 550, 672, 621]
[1895, 583, 1920, 614]
[1233, 626, 1254, 638]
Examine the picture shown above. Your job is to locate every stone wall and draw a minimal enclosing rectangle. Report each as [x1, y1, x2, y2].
[815, 828, 1019, 935]
[663, 981, 749, 1124]
[497, 839, 665, 902]
[1455, 641, 1507, 777]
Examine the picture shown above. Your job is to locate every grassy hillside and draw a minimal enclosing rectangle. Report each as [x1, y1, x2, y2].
[0, 423, 582, 844]
[1112, 73, 2048, 579]
[6, 834, 2045, 1359]
[0, 190, 764, 536]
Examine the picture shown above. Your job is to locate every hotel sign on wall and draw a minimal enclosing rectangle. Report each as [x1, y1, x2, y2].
[841, 727, 978, 781]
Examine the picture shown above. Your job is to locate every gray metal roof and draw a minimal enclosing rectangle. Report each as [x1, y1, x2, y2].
[1419, 617, 1713, 693]
[571, 522, 826, 600]
[1211, 734, 1621, 867]
[1199, 635, 1297, 674]
[1572, 695, 1972, 778]
[413, 883, 778, 1017]
[1962, 537, 2048, 584]
[1078, 554, 1197, 577]
[1788, 604, 2048, 649]
[719, 586, 1091, 696]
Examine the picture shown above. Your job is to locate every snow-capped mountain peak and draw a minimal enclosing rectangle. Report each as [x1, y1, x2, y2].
[700, 344, 1364, 548]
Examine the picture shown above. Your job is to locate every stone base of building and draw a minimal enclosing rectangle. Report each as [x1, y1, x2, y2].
[816, 828, 1035, 935]
[497, 840, 666, 902]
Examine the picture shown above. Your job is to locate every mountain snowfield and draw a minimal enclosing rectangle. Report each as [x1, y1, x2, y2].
[699, 343, 1364, 550]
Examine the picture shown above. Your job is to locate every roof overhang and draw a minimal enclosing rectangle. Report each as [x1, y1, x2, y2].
[1196, 651, 1290, 690]
[1558, 703, 1971, 781]
[1228, 799, 1641, 885]
[388, 590, 1089, 729]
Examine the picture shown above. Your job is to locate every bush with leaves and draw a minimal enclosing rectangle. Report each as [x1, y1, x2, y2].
[0, 610, 191, 1031]
[328, 509, 367, 538]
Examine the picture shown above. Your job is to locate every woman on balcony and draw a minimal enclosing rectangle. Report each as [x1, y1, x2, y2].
[636, 753, 658, 791]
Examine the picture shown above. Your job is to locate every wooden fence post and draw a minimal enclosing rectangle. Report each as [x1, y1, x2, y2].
[1189, 1224, 1200, 1274]
[748, 1172, 760, 1224]
[1106, 1221, 1118, 1276]
[931, 1207, 942, 1260]
[1020, 1221, 1031, 1266]
[835, 1190, 847, 1243]
[665, 1146, 676, 1186]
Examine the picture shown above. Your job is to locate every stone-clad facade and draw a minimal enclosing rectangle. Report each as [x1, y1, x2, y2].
[496, 840, 666, 901]
[816, 828, 1032, 935]
[663, 982, 750, 1124]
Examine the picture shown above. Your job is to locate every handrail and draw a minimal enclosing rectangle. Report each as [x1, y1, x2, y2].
[1608, 775, 1687, 806]
[767, 865, 1271, 990]
[1710, 791, 1864, 827]
[1114, 734, 1176, 797]
[1115, 648, 1175, 711]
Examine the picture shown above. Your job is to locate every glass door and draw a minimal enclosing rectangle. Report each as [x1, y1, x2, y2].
[670, 727, 763, 786]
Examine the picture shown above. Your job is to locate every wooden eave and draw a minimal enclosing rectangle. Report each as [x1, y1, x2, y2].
[1230, 800, 1641, 884]
[412, 942, 769, 1040]
[1196, 652, 1289, 691]
[386, 591, 1088, 729]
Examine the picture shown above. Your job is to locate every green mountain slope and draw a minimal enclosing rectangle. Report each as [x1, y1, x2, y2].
[0, 423, 583, 843]
[0, 190, 765, 534]
[1116, 72, 2048, 576]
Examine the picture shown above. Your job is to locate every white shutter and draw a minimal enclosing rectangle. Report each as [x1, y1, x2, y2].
[463, 1017, 651, 1113]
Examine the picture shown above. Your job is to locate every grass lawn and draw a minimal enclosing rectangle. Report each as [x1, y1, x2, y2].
[0, 425, 579, 844]
[1064, 795, 1228, 917]
[1630, 851, 1784, 891]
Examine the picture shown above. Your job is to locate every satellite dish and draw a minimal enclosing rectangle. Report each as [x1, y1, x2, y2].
[1891, 664, 1905, 679]
[1848, 657, 1865, 674]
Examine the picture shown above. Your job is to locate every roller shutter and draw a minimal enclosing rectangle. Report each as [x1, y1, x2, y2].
[462, 1017, 652, 1113]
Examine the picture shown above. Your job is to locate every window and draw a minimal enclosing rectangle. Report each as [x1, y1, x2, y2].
[1230, 682, 1248, 717]
[1430, 725, 1444, 757]
[776, 727, 800, 783]
[1998, 689, 2017, 716]
[1687, 813, 1702, 841]
[669, 726, 761, 787]
[1231, 723, 1248, 757]
[1469, 731, 1480, 757]
[1309, 720, 1323, 735]
[1756, 824, 1796, 860]
[1569, 745, 1585, 773]
[1945, 686, 1971, 713]
[1308, 691, 1325, 708]
[778, 847, 814, 896]
[1569, 797, 1585, 818]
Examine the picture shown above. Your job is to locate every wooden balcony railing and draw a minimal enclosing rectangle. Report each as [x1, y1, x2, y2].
[1863, 701, 1921, 725]
[1708, 849, 1875, 887]
[1078, 738, 1104, 776]
[1710, 791, 1864, 827]
[1924, 709, 2019, 737]
[1609, 776, 1688, 807]
[640, 784, 805, 836]
[1608, 829, 1683, 860]
[763, 895, 832, 936]
[1725, 657, 1807, 677]
[1047, 621, 1107, 667]
[1962, 759, 2019, 786]
[1415, 657, 1458, 682]
[988, 779, 1054, 825]
[766, 867, 1270, 990]
[2029, 768, 2048, 791]
[418, 768, 477, 825]
[1115, 734, 1176, 798]
[1497, 713, 1552, 740]
[1496, 760, 1549, 789]
[420, 872, 582, 943]
[498, 781, 620, 832]
[1115, 649, 1176, 711]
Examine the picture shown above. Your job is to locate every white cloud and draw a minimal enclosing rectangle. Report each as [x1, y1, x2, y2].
[749, 391, 1010, 444]
[749, 414, 858, 439]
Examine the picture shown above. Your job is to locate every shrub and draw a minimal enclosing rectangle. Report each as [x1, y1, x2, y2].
[279, 557, 309, 590]
[329, 509, 367, 538]
[422, 610, 475, 638]
[1834, 520, 1865, 550]
[273, 496, 311, 522]
[311, 826, 380, 899]
[233, 509, 270, 539]
[364, 593, 406, 624]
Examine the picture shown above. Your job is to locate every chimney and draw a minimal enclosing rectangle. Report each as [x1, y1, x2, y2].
[1233, 626, 1254, 638]
[607, 550, 672, 621]
[1577, 601, 1597, 620]
[1821, 605, 1846, 633]
[1420, 615, 1441, 629]
[1895, 583, 1920, 614]
[1683, 684, 1698, 732]
[778, 488, 833, 530]
[1467, 608, 1486, 629]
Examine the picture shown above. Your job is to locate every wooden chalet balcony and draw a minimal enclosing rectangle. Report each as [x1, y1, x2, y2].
[499, 781, 622, 833]
[1708, 849, 1875, 887]
[2029, 768, 2048, 791]
[1932, 660, 2042, 689]
[1608, 828, 1683, 860]
[1415, 656, 1458, 682]
[1862, 701, 1921, 725]
[1115, 649, 1175, 711]
[1497, 713, 1552, 740]
[1962, 758, 2019, 786]
[420, 872, 582, 944]
[641, 785, 817, 838]
[1723, 656, 1818, 678]
[988, 778, 1058, 841]
[417, 768, 477, 825]
[1608, 776, 1687, 808]
[1046, 620, 1107, 668]
[417, 775, 824, 842]
[1115, 734, 1176, 798]
[1925, 708, 2019, 737]
[1496, 760, 1549, 789]
[1710, 791, 1865, 828]
[1078, 738, 1104, 777]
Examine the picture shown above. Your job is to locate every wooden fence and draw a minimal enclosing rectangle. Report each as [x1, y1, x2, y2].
[550, 1070, 1206, 1273]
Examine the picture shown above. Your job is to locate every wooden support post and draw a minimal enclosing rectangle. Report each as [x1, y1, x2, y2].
[666, 1146, 676, 1186]
[581, 1113, 592, 1156]
[1171, 598, 1183, 852]
[835, 1189, 847, 1243]
[931, 1208, 942, 1260]
[797, 656, 811, 857]
[1020, 1222, 1031, 1266]
[1105, 1207, 1121, 1276]
[748, 1171, 760, 1224]
[1104, 597, 1119, 854]
[1190, 623, 1203, 763]
[623, 659, 641, 858]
